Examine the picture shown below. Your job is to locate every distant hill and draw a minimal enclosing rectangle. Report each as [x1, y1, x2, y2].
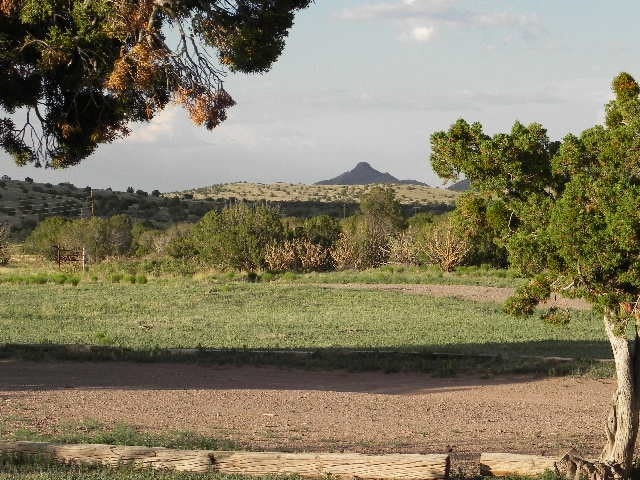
[315, 162, 428, 186]
[1, 176, 459, 239]
[447, 179, 470, 192]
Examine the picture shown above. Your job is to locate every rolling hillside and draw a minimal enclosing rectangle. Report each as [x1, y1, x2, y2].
[173, 181, 457, 206]
[0, 177, 458, 239]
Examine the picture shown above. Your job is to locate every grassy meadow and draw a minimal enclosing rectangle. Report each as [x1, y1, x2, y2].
[0, 277, 607, 359]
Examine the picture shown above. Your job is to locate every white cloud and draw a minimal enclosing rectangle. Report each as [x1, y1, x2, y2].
[336, 0, 542, 42]
[336, 0, 455, 21]
[127, 106, 180, 144]
[402, 25, 436, 42]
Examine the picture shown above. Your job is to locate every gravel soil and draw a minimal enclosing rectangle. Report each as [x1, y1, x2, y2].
[1, 360, 612, 468]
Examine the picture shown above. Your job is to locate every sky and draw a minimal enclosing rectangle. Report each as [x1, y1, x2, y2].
[1, 0, 639, 191]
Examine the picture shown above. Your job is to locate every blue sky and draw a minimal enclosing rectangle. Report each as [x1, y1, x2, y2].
[1, 0, 639, 191]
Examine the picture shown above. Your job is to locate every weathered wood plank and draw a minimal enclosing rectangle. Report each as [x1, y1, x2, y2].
[211, 451, 450, 480]
[480, 453, 557, 476]
[0, 441, 213, 473]
[0, 441, 450, 479]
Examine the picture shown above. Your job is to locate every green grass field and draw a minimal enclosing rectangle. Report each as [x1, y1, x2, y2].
[0, 279, 608, 359]
[292, 264, 527, 288]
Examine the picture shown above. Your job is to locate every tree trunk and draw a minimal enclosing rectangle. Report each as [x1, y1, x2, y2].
[600, 311, 640, 477]
[557, 310, 640, 480]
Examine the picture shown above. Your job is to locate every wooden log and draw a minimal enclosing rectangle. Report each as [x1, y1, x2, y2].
[211, 451, 450, 480]
[0, 441, 213, 473]
[480, 453, 557, 476]
[0, 441, 450, 479]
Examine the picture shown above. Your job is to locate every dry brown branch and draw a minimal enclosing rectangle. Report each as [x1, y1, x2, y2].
[419, 221, 469, 272]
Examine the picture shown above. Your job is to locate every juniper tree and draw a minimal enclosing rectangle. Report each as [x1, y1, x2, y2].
[430, 72, 640, 479]
[0, 0, 310, 167]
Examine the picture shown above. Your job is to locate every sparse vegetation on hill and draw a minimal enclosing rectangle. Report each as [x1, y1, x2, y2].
[170, 181, 458, 207]
[0, 178, 457, 241]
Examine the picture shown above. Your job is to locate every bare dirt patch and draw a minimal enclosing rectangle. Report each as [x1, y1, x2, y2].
[1, 360, 610, 467]
[315, 283, 591, 310]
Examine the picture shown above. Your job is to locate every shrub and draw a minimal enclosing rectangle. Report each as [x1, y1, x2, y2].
[360, 186, 407, 232]
[330, 187, 408, 270]
[23, 217, 70, 259]
[331, 216, 392, 270]
[110, 273, 123, 283]
[135, 274, 148, 284]
[24, 176, 33, 183]
[264, 240, 298, 271]
[24, 215, 133, 262]
[166, 235, 198, 260]
[264, 238, 331, 272]
[298, 239, 332, 271]
[52, 273, 67, 285]
[151, 189, 161, 197]
[125, 274, 136, 284]
[389, 230, 419, 265]
[261, 272, 275, 282]
[126, 187, 134, 193]
[302, 215, 341, 247]
[330, 232, 360, 271]
[418, 219, 470, 272]
[191, 203, 284, 270]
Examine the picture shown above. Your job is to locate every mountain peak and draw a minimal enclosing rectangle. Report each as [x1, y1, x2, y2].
[354, 161, 373, 169]
[315, 163, 429, 186]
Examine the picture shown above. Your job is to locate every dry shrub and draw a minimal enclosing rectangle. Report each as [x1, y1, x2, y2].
[330, 225, 389, 271]
[265, 239, 331, 272]
[419, 220, 469, 272]
[330, 232, 360, 271]
[299, 239, 331, 271]
[264, 240, 299, 272]
[389, 230, 419, 265]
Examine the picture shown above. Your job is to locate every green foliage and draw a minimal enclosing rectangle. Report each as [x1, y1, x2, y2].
[451, 193, 509, 267]
[23, 215, 132, 261]
[0, 272, 80, 286]
[360, 186, 407, 231]
[166, 236, 199, 260]
[431, 73, 640, 315]
[332, 187, 408, 270]
[302, 215, 341, 247]
[0, 0, 310, 167]
[191, 203, 284, 270]
[22, 216, 70, 259]
[408, 212, 435, 228]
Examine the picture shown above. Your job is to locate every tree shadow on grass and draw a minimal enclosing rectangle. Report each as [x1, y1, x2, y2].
[0, 340, 614, 394]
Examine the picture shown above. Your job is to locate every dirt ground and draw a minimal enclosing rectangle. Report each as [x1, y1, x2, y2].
[1, 360, 611, 470]
[315, 283, 592, 310]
